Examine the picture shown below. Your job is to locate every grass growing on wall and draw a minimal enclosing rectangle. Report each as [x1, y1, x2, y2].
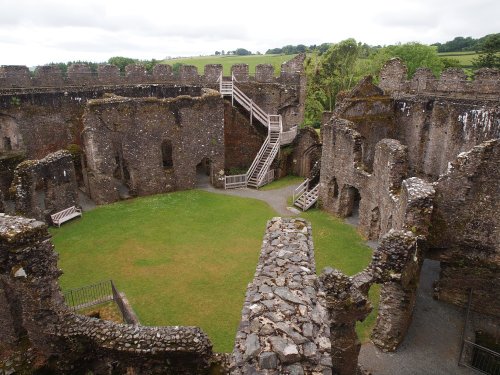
[51, 190, 376, 351]
[161, 54, 297, 76]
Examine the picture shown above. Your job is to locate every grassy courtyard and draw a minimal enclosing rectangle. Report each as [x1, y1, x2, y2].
[51, 190, 374, 352]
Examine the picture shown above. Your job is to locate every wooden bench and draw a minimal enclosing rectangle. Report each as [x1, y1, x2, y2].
[51, 206, 82, 227]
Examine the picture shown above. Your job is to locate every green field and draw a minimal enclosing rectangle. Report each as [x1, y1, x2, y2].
[161, 54, 297, 75]
[437, 51, 479, 68]
[51, 190, 374, 352]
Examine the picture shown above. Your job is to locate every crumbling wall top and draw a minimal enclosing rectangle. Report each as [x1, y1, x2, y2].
[378, 59, 500, 98]
[0, 55, 304, 89]
[0, 214, 47, 249]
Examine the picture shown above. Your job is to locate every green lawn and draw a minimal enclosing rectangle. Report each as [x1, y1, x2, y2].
[259, 175, 304, 191]
[51, 190, 375, 351]
[161, 54, 297, 76]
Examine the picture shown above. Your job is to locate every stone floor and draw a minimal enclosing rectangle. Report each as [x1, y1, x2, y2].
[358, 259, 475, 375]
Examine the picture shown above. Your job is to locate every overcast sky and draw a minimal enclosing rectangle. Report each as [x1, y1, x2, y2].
[0, 0, 498, 66]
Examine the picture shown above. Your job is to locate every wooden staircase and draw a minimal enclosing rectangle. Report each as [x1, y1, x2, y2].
[293, 178, 319, 211]
[221, 74, 282, 189]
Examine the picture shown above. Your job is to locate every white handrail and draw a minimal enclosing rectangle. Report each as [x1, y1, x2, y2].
[222, 76, 283, 189]
[293, 178, 309, 202]
[255, 141, 279, 186]
[303, 185, 320, 210]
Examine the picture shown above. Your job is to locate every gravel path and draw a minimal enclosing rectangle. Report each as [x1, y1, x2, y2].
[198, 176, 302, 217]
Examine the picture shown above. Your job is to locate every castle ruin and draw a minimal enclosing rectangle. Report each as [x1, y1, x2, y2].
[0, 56, 499, 374]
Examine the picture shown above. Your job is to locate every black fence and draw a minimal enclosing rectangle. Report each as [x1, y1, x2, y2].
[64, 280, 139, 325]
[459, 289, 500, 374]
[64, 280, 114, 310]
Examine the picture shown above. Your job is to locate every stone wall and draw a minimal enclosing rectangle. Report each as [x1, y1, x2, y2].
[11, 150, 79, 222]
[0, 57, 306, 199]
[0, 214, 213, 374]
[0, 85, 204, 162]
[230, 218, 333, 374]
[333, 67, 500, 180]
[82, 89, 225, 204]
[320, 61, 499, 328]
[224, 101, 266, 171]
[379, 58, 500, 98]
[369, 231, 424, 352]
[0, 56, 304, 89]
[319, 116, 435, 241]
[429, 139, 500, 316]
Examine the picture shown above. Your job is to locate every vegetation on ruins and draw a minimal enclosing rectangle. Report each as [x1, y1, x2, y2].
[304, 40, 446, 127]
[51, 190, 374, 352]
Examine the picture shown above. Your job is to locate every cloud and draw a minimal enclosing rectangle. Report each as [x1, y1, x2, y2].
[0, 0, 499, 66]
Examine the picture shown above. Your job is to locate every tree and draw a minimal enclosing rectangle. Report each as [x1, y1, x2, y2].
[472, 33, 500, 69]
[235, 48, 251, 56]
[266, 48, 283, 54]
[141, 59, 159, 73]
[108, 56, 138, 72]
[364, 42, 444, 78]
[215, 51, 221, 56]
[304, 39, 361, 126]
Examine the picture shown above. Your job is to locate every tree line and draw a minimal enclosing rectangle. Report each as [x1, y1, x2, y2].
[303, 33, 500, 127]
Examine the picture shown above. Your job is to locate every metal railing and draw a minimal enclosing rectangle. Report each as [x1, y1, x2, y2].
[64, 280, 138, 325]
[293, 178, 309, 203]
[302, 185, 320, 211]
[64, 280, 114, 311]
[459, 289, 500, 374]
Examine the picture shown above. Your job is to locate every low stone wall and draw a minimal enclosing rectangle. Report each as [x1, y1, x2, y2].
[230, 218, 332, 374]
[0, 214, 213, 374]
